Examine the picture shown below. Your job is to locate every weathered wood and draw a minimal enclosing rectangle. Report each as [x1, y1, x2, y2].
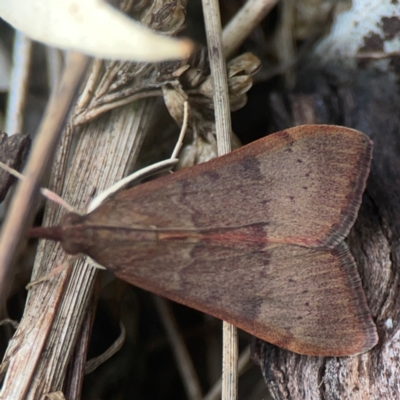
[254, 70, 400, 399]
[0, 99, 156, 398]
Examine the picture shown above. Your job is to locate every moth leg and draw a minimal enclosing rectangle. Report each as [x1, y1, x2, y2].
[25, 255, 81, 289]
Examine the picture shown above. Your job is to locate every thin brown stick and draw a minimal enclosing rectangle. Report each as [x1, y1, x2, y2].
[153, 296, 203, 400]
[5, 31, 32, 135]
[222, 0, 279, 59]
[45, 47, 63, 93]
[73, 89, 162, 126]
[65, 283, 100, 400]
[0, 52, 89, 303]
[84, 322, 126, 375]
[204, 346, 251, 400]
[0, 98, 157, 397]
[201, 0, 237, 399]
[0, 160, 76, 212]
[275, 0, 296, 88]
[76, 59, 102, 111]
[0, 264, 71, 397]
[202, 0, 232, 156]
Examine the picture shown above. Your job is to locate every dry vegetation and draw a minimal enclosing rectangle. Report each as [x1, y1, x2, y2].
[1, 0, 400, 399]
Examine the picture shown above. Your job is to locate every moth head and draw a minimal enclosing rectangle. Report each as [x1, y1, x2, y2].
[59, 212, 92, 255]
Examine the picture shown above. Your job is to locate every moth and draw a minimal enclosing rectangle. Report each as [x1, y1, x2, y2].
[31, 125, 378, 356]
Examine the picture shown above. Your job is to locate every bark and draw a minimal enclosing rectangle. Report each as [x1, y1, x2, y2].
[253, 69, 400, 400]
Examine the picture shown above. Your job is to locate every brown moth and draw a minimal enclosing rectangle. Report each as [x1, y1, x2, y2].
[31, 125, 378, 356]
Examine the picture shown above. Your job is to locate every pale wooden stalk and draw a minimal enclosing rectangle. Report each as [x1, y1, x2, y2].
[64, 285, 99, 400]
[275, 0, 295, 88]
[202, 0, 232, 156]
[153, 296, 203, 400]
[204, 346, 251, 400]
[5, 31, 32, 135]
[45, 47, 64, 93]
[0, 52, 88, 302]
[201, 1, 237, 399]
[222, 0, 279, 59]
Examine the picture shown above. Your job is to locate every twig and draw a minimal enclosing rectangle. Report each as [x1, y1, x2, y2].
[204, 346, 251, 400]
[0, 319, 19, 330]
[73, 89, 162, 126]
[275, 0, 296, 88]
[222, 0, 279, 59]
[0, 52, 89, 304]
[201, 0, 237, 399]
[65, 279, 100, 400]
[45, 47, 64, 93]
[0, 160, 76, 212]
[95, 61, 123, 98]
[202, 0, 232, 156]
[84, 322, 126, 375]
[76, 59, 102, 111]
[153, 296, 203, 400]
[0, 97, 158, 397]
[5, 31, 32, 135]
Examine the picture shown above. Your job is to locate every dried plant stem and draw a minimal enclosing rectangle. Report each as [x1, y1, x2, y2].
[201, 0, 237, 399]
[73, 89, 162, 126]
[76, 59, 103, 111]
[153, 296, 203, 400]
[5, 31, 32, 134]
[84, 323, 126, 375]
[0, 99, 156, 397]
[222, 0, 279, 59]
[45, 47, 63, 93]
[275, 0, 296, 88]
[221, 323, 238, 400]
[65, 286, 99, 400]
[95, 61, 123, 98]
[0, 52, 89, 302]
[202, 0, 232, 156]
[204, 346, 251, 400]
[0, 160, 76, 212]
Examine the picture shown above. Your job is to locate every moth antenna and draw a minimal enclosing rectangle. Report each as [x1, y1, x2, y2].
[87, 102, 189, 213]
[87, 158, 178, 212]
[0, 160, 78, 213]
[171, 101, 189, 159]
[40, 188, 77, 212]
